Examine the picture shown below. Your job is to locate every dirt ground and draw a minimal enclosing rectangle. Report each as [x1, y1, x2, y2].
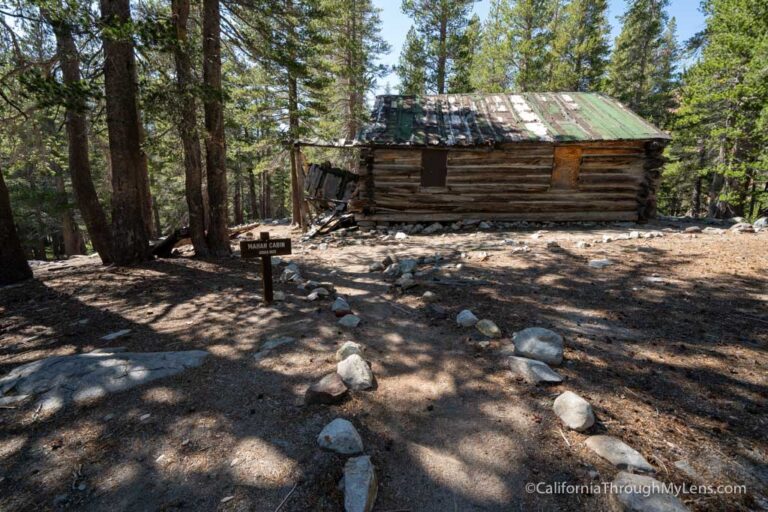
[1, 219, 766, 511]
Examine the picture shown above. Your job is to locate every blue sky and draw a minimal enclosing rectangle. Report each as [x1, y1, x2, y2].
[373, 0, 705, 93]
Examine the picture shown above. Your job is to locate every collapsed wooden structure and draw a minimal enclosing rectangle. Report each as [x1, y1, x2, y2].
[339, 93, 670, 224]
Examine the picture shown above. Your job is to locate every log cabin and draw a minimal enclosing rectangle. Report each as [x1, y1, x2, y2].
[345, 93, 670, 225]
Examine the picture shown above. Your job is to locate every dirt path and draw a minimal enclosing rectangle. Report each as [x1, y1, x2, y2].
[1, 221, 766, 511]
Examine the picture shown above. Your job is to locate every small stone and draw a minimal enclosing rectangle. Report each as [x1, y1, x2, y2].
[332, 297, 352, 317]
[478, 221, 492, 229]
[684, 226, 701, 233]
[456, 309, 479, 327]
[553, 391, 595, 431]
[394, 232, 408, 240]
[305, 373, 348, 405]
[730, 222, 755, 233]
[629, 230, 641, 239]
[508, 356, 562, 384]
[383, 263, 400, 277]
[585, 435, 654, 473]
[476, 319, 501, 338]
[336, 354, 374, 390]
[589, 258, 614, 269]
[423, 222, 443, 234]
[318, 418, 364, 455]
[336, 341, 364, 361]
[422, 291, 438, 302]
[575, 241, 590, 249]
[602, 235, 613, 243]
[368, 262, 384, 272]
[513, 327, 564, 365]
[610, 472, 689, 512]
[101, 329, 132, 341]
[425, 304, 448, 319]
[338, 315, 361, 328]
[754, 217, 767, 229]
[398, 258, 418, 274]
[310, 287, 330, 298]
[396, 276, 416, 289]
[344, 455, 378, 512]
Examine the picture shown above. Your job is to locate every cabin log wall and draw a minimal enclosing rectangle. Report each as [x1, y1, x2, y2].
[352, 141, 665, 223]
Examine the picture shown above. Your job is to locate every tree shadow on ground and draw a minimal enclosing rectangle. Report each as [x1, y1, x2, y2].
[0, 232, 766, 511]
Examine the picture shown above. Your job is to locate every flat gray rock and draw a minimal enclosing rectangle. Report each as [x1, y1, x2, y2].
[456, 309, 479, 327]
[585, 435, 654, 473]
[338, 315, 361, 328]
[254, 336, 296, 360]
[337, 354, 373, 390]
[332, 297, 352, 317]
[0, 350, 208, 413]
[553, 391, 595, 431]
[317, 418, 363, 455]
[344, 455, 377, 512]
[611, 471, 689, 511]
[513, 327, 564, 365]
[508, 356, 562, 384]
[398, 258, 418, 274]
[305, 373, 348, 405]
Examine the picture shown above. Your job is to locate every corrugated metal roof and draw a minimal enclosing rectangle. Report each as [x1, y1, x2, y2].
[355, 93, 670, 147]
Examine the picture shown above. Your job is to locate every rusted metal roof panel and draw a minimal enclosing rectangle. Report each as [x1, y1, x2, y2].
[356, 93, 670, 147]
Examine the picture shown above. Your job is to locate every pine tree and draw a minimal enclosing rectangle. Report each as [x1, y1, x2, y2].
[506, 0, 554, 92]
[100, 0, 152, 265]
[470, 0, 512, 92]
[549, 0, 611, 91]
[399, 0, 476, 94]
[0, 169, 32, 285]
[321, 0, 389, 141]
[606, 0, 677, 123]
[448, 14, 481, 93]
[669, 0, 768, 218]
[396, 27, 427, 95]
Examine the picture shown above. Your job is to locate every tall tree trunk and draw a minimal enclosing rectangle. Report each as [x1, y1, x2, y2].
[247, 169, 258, 221]
[437, 14, 447, 94]
[0, 169, 32, 285]
[47, 12, 114, 264]
[172, 0, 209, 256]
[138, 123, 156, 238]
[202, 0, 230, 256]
[233, 163, 244, 225]
[287, 76, 309, 228]
[288, 75, 301, 225]
[100, 0, 151, 265]
[55, 169, 86, 255]
[261, 169, 270, 218]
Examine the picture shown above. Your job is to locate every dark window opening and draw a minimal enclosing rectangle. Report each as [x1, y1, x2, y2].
[421, 150, 448, 187]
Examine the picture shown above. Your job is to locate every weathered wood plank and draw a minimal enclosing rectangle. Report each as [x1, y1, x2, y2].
[355, 211, 639, 222]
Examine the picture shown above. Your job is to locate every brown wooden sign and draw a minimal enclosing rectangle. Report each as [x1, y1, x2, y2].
[240, 237, 292, 258]
[240, 232, 292, 304]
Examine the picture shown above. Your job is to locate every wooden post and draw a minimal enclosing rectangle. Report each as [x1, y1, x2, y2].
[259, 231, 273, 305]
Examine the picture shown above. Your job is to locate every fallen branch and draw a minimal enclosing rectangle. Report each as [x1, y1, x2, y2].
[274, 483, 298, 512]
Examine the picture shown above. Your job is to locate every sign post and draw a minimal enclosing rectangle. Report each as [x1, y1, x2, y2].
[240, 232, 292, 305]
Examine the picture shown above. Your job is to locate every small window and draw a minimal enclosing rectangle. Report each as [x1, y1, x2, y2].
[421, 150, 448, 187]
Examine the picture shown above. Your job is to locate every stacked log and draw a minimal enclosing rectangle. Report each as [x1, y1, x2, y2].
[351, 140, 667, 223]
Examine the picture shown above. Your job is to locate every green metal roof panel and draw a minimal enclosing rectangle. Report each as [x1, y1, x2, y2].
[356, 93, 670, 147]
